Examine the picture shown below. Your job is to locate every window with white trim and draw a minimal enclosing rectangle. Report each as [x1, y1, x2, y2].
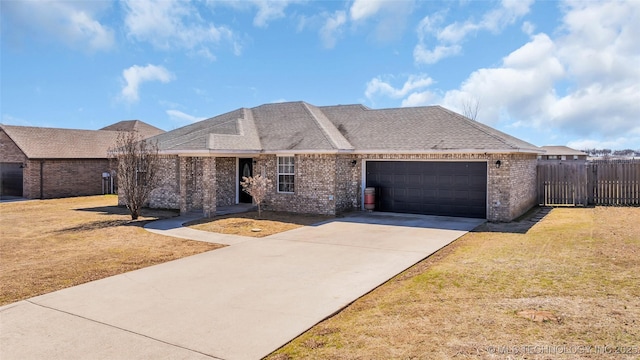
[277, 156, 295, 193]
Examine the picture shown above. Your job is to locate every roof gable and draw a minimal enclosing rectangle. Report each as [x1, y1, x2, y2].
[100, 120, 165, 138]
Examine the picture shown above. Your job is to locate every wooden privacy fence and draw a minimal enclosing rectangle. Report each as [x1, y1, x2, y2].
[537, 160, 640, 206]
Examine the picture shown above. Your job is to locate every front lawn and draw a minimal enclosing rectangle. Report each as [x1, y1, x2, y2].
[268, 207, 640, 359]
[187, 211, 333, 237]
[0, 196, 221, 305]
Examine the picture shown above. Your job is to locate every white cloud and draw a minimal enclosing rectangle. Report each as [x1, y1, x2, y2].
[440, 33, 565, 125]
[370, 0, 639, 150]
[413, 44, 461, 64]
[568, 137, 640, 152]
[521, 21, 535, 35]
[123, 0, 239, 56]
[365, 74, 434, 101]
[121, 64, 175, 103]
[438, 1, 640, 142]
[2, 1, 114, 52]
[215, 0, 296, 27]
[414, 0, 533, 64]
[349, 0, 414, 43]
[350, 0, 386, 21]
[401, 91, 437, 107]
[252, 0, 292, 27]
[166, 110, 205, 123]
[320, 11, 347, 48]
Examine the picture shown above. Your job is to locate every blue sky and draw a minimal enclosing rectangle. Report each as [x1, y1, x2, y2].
[1, 0, 639, 150]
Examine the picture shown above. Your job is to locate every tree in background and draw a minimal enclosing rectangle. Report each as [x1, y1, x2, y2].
[240, 175, 273, 218]
[461, 97, 480, 121]
[110, 131, 160, 220]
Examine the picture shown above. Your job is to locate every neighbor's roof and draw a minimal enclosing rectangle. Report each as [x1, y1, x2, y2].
[1, 120, 164, 159]
[150, 101, 541, 155]
[540, 146, 587, 156]
[100, 120, 165, 138]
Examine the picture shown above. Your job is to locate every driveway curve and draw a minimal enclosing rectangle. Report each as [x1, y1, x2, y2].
[1, 212, 483, 360]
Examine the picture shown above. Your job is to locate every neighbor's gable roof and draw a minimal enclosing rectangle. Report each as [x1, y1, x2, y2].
[100, 120, 165, 138]
[150, 101, 541, 155]
[540, 146, 587, 156]
[1, 120, 164, 159]
[0, 125, 120, 159]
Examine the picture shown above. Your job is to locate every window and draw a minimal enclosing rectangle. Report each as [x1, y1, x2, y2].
[573, 155, 579, 160]
[278, 156, 295, 193]
[548, 155, 558, 160]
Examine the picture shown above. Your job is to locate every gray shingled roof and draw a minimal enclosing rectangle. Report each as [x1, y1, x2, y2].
[321, 105, 540, 152]
[1, 120, 164, 159]
[151, 101, 541, 154]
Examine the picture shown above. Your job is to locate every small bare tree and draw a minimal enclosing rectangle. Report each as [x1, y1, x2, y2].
[240, 174, 273, 218]
[110, 131, 160, 220]
[461, 97, 480, 121]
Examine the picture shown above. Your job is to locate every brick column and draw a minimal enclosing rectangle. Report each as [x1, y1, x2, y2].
[202, 157, 216, 217]
[179, 157, 188, 214]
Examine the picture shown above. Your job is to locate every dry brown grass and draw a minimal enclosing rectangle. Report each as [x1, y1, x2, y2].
[0, 196, 221, 305]
[268, 207, 640, 359]
[187, 211, 333, 237]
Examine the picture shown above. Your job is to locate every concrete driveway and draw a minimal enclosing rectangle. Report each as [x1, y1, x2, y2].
[1, 212, 484, 360]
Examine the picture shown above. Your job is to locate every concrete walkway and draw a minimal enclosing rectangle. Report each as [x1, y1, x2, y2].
[1, 212, 484, 360]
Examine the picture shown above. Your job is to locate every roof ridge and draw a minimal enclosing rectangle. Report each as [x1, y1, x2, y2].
[302, 103, 354, 150]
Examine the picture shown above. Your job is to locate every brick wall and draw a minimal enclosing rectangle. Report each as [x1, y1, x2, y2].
[144, 152, 537, 221]
[335, 155, 360, 213]
[256, 154, 337, 215]
[0, 130, 27, 163]
[148, 156, 181, 209]
[23, 159, 110, 199]
[185, 157, 204, 211]
[146, 156, 218, 216]
[202, 157, 216, 217]
[215, 157, 236, 207]
[486, 154, 538, 221]
[507, 154, 538, 220]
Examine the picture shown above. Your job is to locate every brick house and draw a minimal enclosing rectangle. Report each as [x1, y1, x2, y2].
[0, 120, 163, 199]
[139, 102, 541, 222]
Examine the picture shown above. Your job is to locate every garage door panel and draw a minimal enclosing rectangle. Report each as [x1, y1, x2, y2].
[366, 161, 487, 218]
[1, 163, 24, 197]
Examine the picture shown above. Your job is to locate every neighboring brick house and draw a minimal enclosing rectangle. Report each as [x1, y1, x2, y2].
[0, 120, 163, 199]
[139, 102, 542, 222]
[538, 146, 588, 161]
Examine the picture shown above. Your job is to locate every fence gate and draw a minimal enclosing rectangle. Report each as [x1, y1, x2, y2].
[537, 162, 588, 206]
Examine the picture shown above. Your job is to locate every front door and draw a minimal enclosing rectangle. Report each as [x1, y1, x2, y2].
[239, 158, 253, 203]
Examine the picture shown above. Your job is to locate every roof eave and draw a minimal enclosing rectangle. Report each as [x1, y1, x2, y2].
[352, 148, 543, 155]
[158, 148, 356, 156]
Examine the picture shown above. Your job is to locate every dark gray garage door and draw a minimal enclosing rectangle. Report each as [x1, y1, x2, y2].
[1, 163, 24, 198]
[365, 161, 487, 218]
